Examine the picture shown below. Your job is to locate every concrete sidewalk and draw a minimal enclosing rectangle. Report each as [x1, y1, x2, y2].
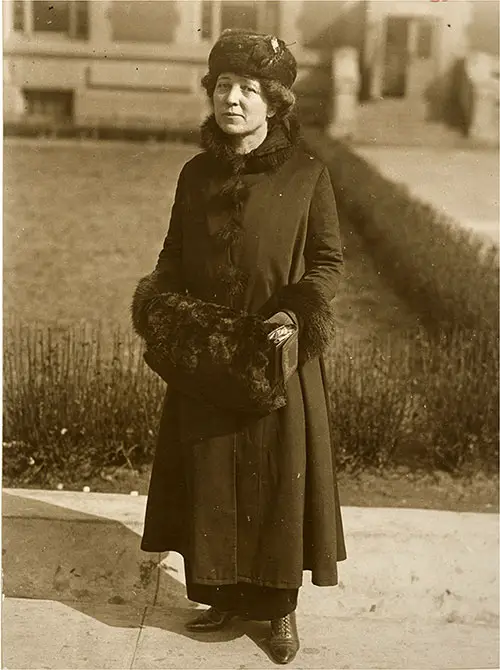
[355, 147, 499, 247]
[2, 488, 499, 669]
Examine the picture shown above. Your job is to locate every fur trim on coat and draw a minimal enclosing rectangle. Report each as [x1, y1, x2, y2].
[198, 114, 302, 306]
[132, 272, 287, 414]
[131, 270, 164, 339]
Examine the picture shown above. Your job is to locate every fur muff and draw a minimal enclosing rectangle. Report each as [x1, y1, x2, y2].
[273, 282, 336, 362]
[132, 273, 287, 414]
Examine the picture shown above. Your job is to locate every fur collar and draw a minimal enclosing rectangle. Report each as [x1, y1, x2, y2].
[200, 114, 301, 175]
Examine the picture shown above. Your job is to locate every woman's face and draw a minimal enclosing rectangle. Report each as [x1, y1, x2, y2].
[213, 72, 275, 136]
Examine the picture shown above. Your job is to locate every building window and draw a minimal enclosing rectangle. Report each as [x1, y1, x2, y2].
[33, 0, 70, 33]
[74, 1, 90, 40]
[201, 0, 214, 40]
[23, 89, 74, 122]
[14, 1, 89, 39]
[220, 1, 258, 32]
[13, 0, 25, 31]
[261, 0, 280, 35]
[110, 1, 179, 44]
[416, 18, 433, 60]
[200, 0, 279, 40]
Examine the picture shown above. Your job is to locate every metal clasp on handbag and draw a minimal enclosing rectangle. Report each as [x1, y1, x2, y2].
[267, 324, 297, 346]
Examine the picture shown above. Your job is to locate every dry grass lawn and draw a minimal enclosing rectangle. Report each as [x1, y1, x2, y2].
[4, 137, 418, 340]
[4, 139, 189, 328]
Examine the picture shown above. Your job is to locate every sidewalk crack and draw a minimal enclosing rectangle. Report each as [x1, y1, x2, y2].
[152, 552, 163, 607]
[130, 553, 161, 669]
[129, 605, 148, 670]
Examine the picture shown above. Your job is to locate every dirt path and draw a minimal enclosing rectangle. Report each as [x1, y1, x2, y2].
[356, 146, 499, 246]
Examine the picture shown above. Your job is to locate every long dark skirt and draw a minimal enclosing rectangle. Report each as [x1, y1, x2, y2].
[185, 563, 298, 620]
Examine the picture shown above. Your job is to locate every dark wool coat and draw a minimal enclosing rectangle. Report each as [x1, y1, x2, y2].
[133, 116, 347, 589]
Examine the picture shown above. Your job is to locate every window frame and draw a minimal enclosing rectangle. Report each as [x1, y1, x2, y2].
[416, 17, 433, 60]
[23, 88, 74, 122]
[12, 0, 89, 40]
[199, 0, 279, 42]
[12, 0, 25, 32]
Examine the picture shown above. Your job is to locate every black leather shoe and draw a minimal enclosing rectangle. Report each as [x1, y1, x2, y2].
[268, 612, 300, 664]
[185, 607, 234, 632]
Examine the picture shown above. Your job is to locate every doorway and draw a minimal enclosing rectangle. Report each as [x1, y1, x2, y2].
[383, 16, 410, 97]
[382, 16, 435, 98]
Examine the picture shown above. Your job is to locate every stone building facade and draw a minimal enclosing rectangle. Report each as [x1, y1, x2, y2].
[2, 1, 497, 133]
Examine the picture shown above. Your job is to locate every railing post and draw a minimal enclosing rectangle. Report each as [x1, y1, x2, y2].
[466, 52, 499, 144]
[327, 47, 360, 140]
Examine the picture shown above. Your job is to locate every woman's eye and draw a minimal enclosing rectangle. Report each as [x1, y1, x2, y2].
[243, 86, 256, 94]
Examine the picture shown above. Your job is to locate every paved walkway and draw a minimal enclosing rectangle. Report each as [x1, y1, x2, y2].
[356, 146, 499, 246]
[2, 488, 499, 669]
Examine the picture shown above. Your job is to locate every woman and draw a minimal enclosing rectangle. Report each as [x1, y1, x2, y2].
[132, 30, 346, 665]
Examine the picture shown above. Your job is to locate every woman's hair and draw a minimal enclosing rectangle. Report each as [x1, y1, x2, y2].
[201, 72, 296, 120]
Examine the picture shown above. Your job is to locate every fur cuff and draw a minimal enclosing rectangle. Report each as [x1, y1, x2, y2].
[131, 277, 287, 414]
[273, 282, 336, 362]
[131, 271, 166, 339]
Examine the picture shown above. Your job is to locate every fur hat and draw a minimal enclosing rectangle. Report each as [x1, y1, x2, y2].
[207, 29, 297, 89]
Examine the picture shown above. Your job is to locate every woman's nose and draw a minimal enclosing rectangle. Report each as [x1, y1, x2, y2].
[225, 85, 240, 105]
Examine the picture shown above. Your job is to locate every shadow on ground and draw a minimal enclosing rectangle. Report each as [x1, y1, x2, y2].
[3, 492, 243, 642]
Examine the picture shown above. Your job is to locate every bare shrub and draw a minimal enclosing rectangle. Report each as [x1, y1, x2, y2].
[326, 332, 421, 471]
[414, 329, 499, 472]
[3, 323, 497, 485]
[326, 328, 498, 474]
[3, 323, 165, 486]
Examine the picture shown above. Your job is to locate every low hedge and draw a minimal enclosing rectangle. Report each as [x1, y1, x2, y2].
[3, 323, 498, 487]
[306, 135, 499, 338]
[305, 134, 498, 473]
[326, 329, 498, 473]
[2, 324, 164, 487]
[3, 120, 198, 144]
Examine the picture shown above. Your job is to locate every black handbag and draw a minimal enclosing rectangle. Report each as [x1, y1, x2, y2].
[267, 323, 299, 385]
